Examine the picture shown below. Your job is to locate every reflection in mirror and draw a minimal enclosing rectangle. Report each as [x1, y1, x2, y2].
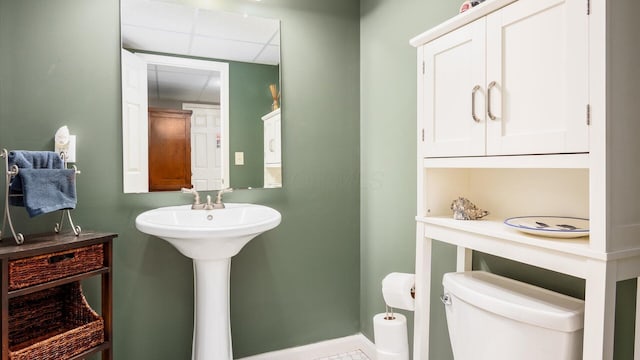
[121, 0, 282, 193]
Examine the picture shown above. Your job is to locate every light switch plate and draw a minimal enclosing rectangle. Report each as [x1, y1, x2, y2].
[235, 152, 244, 165]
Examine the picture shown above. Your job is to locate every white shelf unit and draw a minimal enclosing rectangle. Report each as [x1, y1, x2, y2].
[411, 0, 640, 359]
[262, 108, 282, 188]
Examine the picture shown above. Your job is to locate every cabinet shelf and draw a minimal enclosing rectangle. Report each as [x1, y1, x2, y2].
[423, 153, 589, 169]
[7, 267, 110, 299]
[419, 215, 590, 256]
[418, 215, 640, 275]
[68, 341, 111, 360]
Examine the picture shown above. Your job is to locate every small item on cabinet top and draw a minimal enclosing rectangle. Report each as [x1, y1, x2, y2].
[269, 83, 279, 111]
[450, 197, 489, 220]
[503, 216, 590, 238]
[459, 0, 487, 13]
[459, 1, 472, 12]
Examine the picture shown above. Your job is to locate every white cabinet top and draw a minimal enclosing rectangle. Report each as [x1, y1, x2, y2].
[261, 108, 281, 122]
[410, 0, 517, 47]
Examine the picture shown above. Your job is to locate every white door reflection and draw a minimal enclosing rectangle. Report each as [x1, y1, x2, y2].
[184, 103, 224, 191]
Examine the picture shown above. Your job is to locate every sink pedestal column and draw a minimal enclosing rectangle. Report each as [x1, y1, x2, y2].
[192, 258, 233, 360]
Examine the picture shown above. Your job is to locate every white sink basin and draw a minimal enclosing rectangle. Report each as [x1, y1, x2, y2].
[135, 202, 281, 359]
[135, 203, 281, 259]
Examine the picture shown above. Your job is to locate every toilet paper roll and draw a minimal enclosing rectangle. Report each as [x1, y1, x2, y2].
[373, 312, 409, 356]
[382, 273, 415, 311]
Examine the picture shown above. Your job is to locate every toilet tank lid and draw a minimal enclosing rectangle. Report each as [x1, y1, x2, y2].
[443, 271, 584, 332]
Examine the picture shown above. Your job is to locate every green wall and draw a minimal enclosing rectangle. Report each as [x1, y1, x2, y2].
[0, 0, 360, 358]
[359, 1, 635, 359]
[229, 61, 279, 189]
[359, 2, 460, 358]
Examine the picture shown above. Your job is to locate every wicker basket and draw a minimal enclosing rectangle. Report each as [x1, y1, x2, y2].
[8, 244, 104, 290]
[8, 282, 104, 360]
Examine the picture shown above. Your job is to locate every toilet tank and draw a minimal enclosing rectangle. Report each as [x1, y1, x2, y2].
[442, 271, 584, 360]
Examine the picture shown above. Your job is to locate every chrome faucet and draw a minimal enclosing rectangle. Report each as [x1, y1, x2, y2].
[181, 188, 204, 209]
[213, 188, 233, 209]
[204, 195, 214, 210]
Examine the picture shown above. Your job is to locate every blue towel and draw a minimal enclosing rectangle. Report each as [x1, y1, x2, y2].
[7, 150, 64, 170]
[8, 151, 65, 200]
[16, 169, 77, 217]
[6, 151, 76, 217]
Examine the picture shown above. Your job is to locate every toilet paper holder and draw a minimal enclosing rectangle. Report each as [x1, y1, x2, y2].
[385, 305, 397, 320]
[384, 284, 415, 320]
[384, 290, 415, 319]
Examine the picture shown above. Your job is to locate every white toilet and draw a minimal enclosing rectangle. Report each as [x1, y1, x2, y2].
[442, 271, 584, 360]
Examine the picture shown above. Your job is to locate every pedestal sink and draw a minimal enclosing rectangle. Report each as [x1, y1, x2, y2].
[135, 203, 281, 360]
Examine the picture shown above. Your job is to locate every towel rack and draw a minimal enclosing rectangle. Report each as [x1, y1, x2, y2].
[1, 149, 81, 245]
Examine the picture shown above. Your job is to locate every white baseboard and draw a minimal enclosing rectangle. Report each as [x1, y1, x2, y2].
[238, 333, 377, 360]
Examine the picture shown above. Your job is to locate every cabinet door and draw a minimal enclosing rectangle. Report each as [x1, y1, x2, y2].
[486, 0, 588, 155]
[423, 19, 486, 157]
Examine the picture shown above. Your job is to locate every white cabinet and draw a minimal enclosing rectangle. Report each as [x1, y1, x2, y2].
[485, 0, 589, 155]
[263, 109, 281, 165]
[421, 0, 588, 158]
[423, 19, 486, 157]
[411, 0, 640, 359]
[262, 109, 282, 188]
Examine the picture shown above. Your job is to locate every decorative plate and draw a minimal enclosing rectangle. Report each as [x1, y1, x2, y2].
[503, 216, 589, 238]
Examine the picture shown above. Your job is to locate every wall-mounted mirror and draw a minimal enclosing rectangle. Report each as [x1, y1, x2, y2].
[121, 0, 282, 193]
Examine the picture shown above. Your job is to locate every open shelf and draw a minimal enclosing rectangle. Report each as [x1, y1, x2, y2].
[419, 215, 592, 254]
[418, 215, 640, 272]
[421, 168, 590, 224]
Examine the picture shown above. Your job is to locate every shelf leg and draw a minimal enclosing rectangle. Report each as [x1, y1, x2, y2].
[102, 240, 113, 360]
[635, 277, 640, 360]
[413, 224, 432, 360]
[1, 259, 8, 360]
[583, 259, 617, 360]
[456, 247, 472, 272]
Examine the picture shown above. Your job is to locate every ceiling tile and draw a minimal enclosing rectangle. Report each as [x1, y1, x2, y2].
[121, 0, 196, 33]
[191, 36, 265, 64]
[195, 9, 280, 44]
[122, 0, 281, 65]
[122, 25, 191, 55]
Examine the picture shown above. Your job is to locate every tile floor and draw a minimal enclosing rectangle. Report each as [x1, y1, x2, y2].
[316, 349, 371, 360]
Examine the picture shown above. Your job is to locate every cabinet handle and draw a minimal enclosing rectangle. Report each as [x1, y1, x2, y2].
[49, 252, 75, 264]
[487, 81, 497, 120]
[471, 85, 481, 123]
